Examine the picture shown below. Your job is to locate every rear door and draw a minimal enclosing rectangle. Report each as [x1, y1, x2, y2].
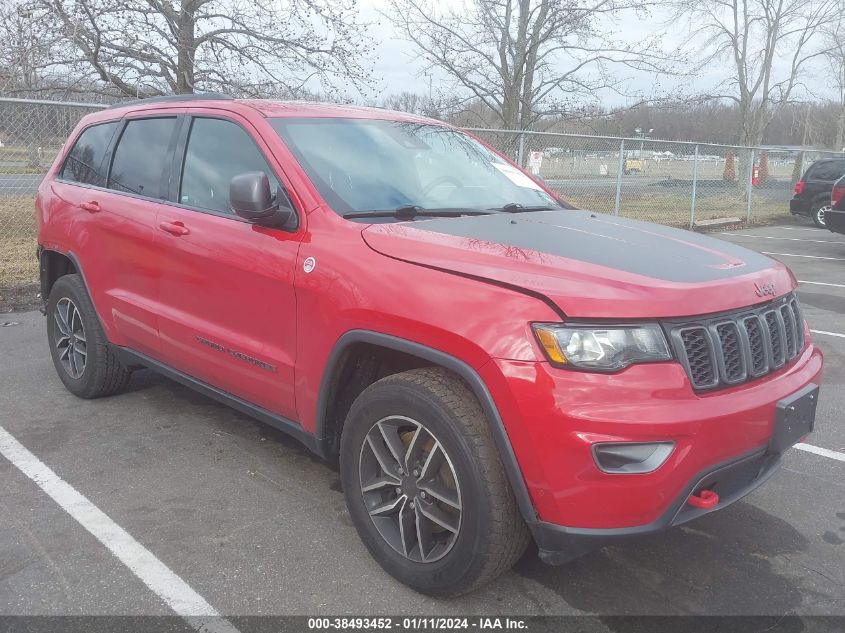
[52, 112, 181, 356]
[153, 112, 303, 420]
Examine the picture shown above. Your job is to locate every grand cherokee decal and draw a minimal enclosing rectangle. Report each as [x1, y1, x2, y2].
[196, 336, 277, 372]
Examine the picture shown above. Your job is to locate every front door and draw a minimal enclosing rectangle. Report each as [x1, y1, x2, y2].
[154, 114, 302, 420]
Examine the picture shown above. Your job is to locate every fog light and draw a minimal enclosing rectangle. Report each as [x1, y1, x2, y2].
[592, 442, 674, 474]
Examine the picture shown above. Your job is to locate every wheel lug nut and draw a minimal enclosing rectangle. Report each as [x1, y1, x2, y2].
[412, 469, 419, 477]
[420, 491, 427, 499]
[395, 487, 402, 495]
[397, 467, 404, 475]
[409, 500, 415, 508]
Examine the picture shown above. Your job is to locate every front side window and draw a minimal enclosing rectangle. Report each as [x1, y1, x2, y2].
[108, 117, 177, 199]
[179, 117, 281, 214]
[60, 121, 119, 187]
[269, 118, 558, 217]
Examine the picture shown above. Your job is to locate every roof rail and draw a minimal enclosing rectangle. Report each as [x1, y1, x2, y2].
[105, 92, 234, 109]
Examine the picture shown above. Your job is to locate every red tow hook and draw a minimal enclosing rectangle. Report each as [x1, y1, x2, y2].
[687, 489, 719, 509]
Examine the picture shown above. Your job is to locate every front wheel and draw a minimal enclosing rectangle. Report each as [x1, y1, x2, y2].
[812, 202, 830, 228]
[339, 368, 530, 595]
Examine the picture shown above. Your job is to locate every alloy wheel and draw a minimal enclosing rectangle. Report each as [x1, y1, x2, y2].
[817, 205, 829, 226]
[358, 415, 462, 563]
[54, 297, 87, 379]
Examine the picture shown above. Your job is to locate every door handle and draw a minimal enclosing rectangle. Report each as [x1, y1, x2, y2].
[79, 201, 100, 213]
[158, 220, 190, 236]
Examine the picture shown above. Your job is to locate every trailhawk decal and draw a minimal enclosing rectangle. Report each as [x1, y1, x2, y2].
[196, 337, 277, 372]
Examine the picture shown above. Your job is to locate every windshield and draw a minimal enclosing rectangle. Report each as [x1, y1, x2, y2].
[269, 117, 559, 217]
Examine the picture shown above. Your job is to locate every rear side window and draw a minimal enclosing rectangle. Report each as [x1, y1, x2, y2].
[179, 117, 280, 214]
[60, 122, 119, 187]
[809, 161, 845, 182]
[108, 117, 177, 199]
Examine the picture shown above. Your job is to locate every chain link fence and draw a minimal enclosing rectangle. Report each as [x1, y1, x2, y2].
[469, 128, 843, 227]
[0, 98, 106, 289]
[1, 97, 842, 290]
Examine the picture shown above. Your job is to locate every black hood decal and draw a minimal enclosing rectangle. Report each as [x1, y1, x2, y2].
[408, 210, 772, 283]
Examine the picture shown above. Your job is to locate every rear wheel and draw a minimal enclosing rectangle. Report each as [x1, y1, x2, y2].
[46, 274, 132, 398]
[339, 367, 530, 596]
[812, 202, 830, 228]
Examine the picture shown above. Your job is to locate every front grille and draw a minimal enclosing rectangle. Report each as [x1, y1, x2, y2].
[668, 294, 805, 392]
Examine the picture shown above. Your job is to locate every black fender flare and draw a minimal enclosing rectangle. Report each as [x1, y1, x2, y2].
[315, 329, 538, 523]
[39, 248, 89, 297]
[39, 249, 104, 326]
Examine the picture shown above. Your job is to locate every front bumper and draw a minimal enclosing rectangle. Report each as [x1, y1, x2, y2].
[530, 448, 780, 563]
[480, 340, 823, 562]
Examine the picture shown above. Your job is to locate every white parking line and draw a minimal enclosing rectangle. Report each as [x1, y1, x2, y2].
[725, 234, 845, 244]
[764, 226, 826, 232]
[799, 280, 845, 289]
[762, 252, 845, 261]
[0, 426, 239, 633]
[794, 443, 845, 462]
[811, 329, 845, 339]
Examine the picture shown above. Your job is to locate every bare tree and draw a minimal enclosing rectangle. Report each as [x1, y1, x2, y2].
[0, 3, 62, 94]
[824, 15, 845, 150]
[13, 0, 374, 98]
[385, 0, 682, 130]
[673, 0, 836, 146]
[382, 91, 428, 114]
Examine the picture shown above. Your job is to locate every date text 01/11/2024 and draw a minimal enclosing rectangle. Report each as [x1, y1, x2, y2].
[306, 617, 528, 630]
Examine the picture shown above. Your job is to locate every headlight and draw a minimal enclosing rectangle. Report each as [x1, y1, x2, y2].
[533, 323, 671, 371]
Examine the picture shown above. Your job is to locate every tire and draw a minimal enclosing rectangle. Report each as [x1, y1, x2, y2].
[339, 367, 530, 595]
[812, 202, 830, 228]
[46, 274, 132, 398]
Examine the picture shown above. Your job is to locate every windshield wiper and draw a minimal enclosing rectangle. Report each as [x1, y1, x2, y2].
[491, 203, 558, 213]
[343, 205, 494, 220]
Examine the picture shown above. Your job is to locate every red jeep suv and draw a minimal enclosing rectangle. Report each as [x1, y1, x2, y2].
[36, 94, 823, 595]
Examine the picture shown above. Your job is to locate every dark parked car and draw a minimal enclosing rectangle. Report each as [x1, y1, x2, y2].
[791, 158, 845, 227]
[827, 175, 845, 235]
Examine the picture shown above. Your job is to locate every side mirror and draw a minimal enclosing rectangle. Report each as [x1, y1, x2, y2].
[229, 171, 295, 228]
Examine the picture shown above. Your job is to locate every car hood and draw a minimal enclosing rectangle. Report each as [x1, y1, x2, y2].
[360, 210, 796, 318]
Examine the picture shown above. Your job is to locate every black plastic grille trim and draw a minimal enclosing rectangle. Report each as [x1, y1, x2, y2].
[668, 294, 805, 392]
[716, 322, 745, 383]
[790, 298, 804, 346]
[741, 316, 767, 377]
[765, 311, 785, 368]
[678, 327, 718, 388]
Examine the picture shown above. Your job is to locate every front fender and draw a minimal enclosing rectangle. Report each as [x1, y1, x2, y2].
[314, 329, 539, 524]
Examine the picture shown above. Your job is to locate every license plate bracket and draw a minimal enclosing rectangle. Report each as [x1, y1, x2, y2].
[770, 383, 819, 454]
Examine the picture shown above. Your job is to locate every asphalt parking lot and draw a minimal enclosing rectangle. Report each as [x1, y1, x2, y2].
[1, 221, 844, 627]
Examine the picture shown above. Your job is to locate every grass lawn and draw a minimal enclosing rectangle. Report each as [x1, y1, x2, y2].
[1, 196, 38, 287]
[0, 144, 61, 174]
[555, 186, 792, 227]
